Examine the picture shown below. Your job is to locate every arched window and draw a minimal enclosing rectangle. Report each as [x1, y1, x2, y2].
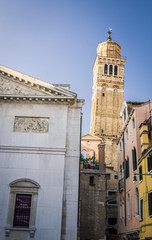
[135, 188, 139, 215]
[109, 65, 113, 75]
[114, 65, 118, 76]
[104, 64, 108, 74]
[128, 194, 130, 219]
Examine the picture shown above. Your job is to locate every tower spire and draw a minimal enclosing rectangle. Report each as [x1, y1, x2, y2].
[107, 28, 112, 41]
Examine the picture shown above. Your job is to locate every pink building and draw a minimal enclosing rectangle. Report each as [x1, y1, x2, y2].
[117, 101, 152, 239]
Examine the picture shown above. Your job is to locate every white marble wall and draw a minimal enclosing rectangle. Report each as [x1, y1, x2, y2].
[0, 101, 82, 240]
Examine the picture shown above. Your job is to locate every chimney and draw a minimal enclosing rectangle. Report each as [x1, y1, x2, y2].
[98, 143, 105, 171]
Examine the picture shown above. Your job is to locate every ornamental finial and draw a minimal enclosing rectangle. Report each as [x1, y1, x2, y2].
[107, 28, 112, 41]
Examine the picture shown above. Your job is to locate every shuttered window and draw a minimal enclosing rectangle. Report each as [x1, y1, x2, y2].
[147, 154, 152, 172]
[13, 194, 32, 227]
[139, 165, 143, 181]
[140, 199, 143, 220]
[125, 157, 129, 179]
[132, 147, 137, 171]
[148, 192, 152, 216]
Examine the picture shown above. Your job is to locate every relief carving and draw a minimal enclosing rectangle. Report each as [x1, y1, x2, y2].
[14, 117, 49, 133]
[0, 77, 44, 95]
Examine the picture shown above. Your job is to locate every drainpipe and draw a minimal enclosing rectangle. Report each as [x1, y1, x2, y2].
[122, 133, 127, 226]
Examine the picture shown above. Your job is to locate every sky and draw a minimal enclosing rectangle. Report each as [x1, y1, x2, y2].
[0, 0, 152, 134]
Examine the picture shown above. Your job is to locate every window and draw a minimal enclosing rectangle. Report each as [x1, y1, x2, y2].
[132, 117, 135, 129]
[114, 65, 118, 76]
[107, 190, 117, 197]
[5, 179, 40, 238]
[124, 109, 126, 121]
[139, 165, 143, 181]
[107, 228, 117, 235]
[13, 194, 32, 227]
[90, 176, 95, 186]
[107, 200, 117, 205]
[104, 64, 108, 74]
[114, 175, 118, 179]
[120, 165, 122, 179]
[106, 174, 110, 180]
[135, 188, 139, 215]
[120, 201, 122, 220]
[148, 192, 152, 216]
[120, 142, 122, 151]
[147, 154, 152, 172]
[140, 198, 143, 220]
[109, 65, 113, 75]
[126, 129, 128, 141]
[102, 93, 105, 96]
[132, 147, 137, 171]
[127, 194, 130, 220]
[122, 199, 125, 218]
[108, 218, 117, 225]
[125, 157, 129, 179]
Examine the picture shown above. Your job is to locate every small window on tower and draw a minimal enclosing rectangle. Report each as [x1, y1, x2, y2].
[114, 65, 118, 76]
[102, 93, 105, 96]
[109, 65, 113, 75]
[90, 176, 95, 186]
[104, 64, 108, 74]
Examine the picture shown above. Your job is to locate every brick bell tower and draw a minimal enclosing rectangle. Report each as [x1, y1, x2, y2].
[90, 29, 126, 169]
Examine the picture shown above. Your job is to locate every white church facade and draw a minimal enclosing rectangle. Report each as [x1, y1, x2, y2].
[0, 65, 84, 240]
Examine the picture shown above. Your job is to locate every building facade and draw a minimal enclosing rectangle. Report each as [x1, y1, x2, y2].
[80, 143, 118, 240]
[117, 101, 152, 240]
[138, 119, 152, 239]
[90, 32, 126, 169]
[0, 65, 84, 240]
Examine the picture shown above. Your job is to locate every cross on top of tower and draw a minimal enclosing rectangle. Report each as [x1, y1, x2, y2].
[107, 28, 112, 41]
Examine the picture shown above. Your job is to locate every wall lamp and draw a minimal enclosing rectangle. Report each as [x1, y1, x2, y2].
[133, 173, 152, 183]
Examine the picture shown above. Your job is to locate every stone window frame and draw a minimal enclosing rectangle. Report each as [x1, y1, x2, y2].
[5, 178, 40, 238]
[103, 64, 118, 76]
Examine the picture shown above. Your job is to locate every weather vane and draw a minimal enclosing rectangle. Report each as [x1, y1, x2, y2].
[107, 28, 112, 41]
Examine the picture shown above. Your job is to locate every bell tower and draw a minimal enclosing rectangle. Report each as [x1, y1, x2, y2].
[90, 29, 126, 168]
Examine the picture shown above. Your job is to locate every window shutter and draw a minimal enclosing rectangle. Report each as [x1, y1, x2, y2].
[125, 158, 129, 179]
[148, 192, 152, 216]
[134, 147, 137, 170]
[147, 156, 150, 172]
[139, 165, 143, 181]
[150, 154, 152, 171]
[132, 149, 135, 171]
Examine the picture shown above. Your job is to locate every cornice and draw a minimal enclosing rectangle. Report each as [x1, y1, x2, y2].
[0, 94, 75, 104]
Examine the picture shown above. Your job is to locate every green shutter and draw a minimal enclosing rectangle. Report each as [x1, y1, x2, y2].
[132, 149, 135, 171]
[125, 157, 129, 179]
[139, 165, 143, 181]
[147, 156, 150, 172]
[148, 192, 152, 216]
[132, 148, 137, 171]
[150, 154, 152, 171]
[134, 147, 137, 170]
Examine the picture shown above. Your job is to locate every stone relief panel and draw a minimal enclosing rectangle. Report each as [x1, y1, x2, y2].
[0, 77, 44, 95]
[14, 117, 49, 133]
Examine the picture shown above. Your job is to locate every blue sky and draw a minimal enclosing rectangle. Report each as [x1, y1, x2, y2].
[0, 0, 152, 134]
